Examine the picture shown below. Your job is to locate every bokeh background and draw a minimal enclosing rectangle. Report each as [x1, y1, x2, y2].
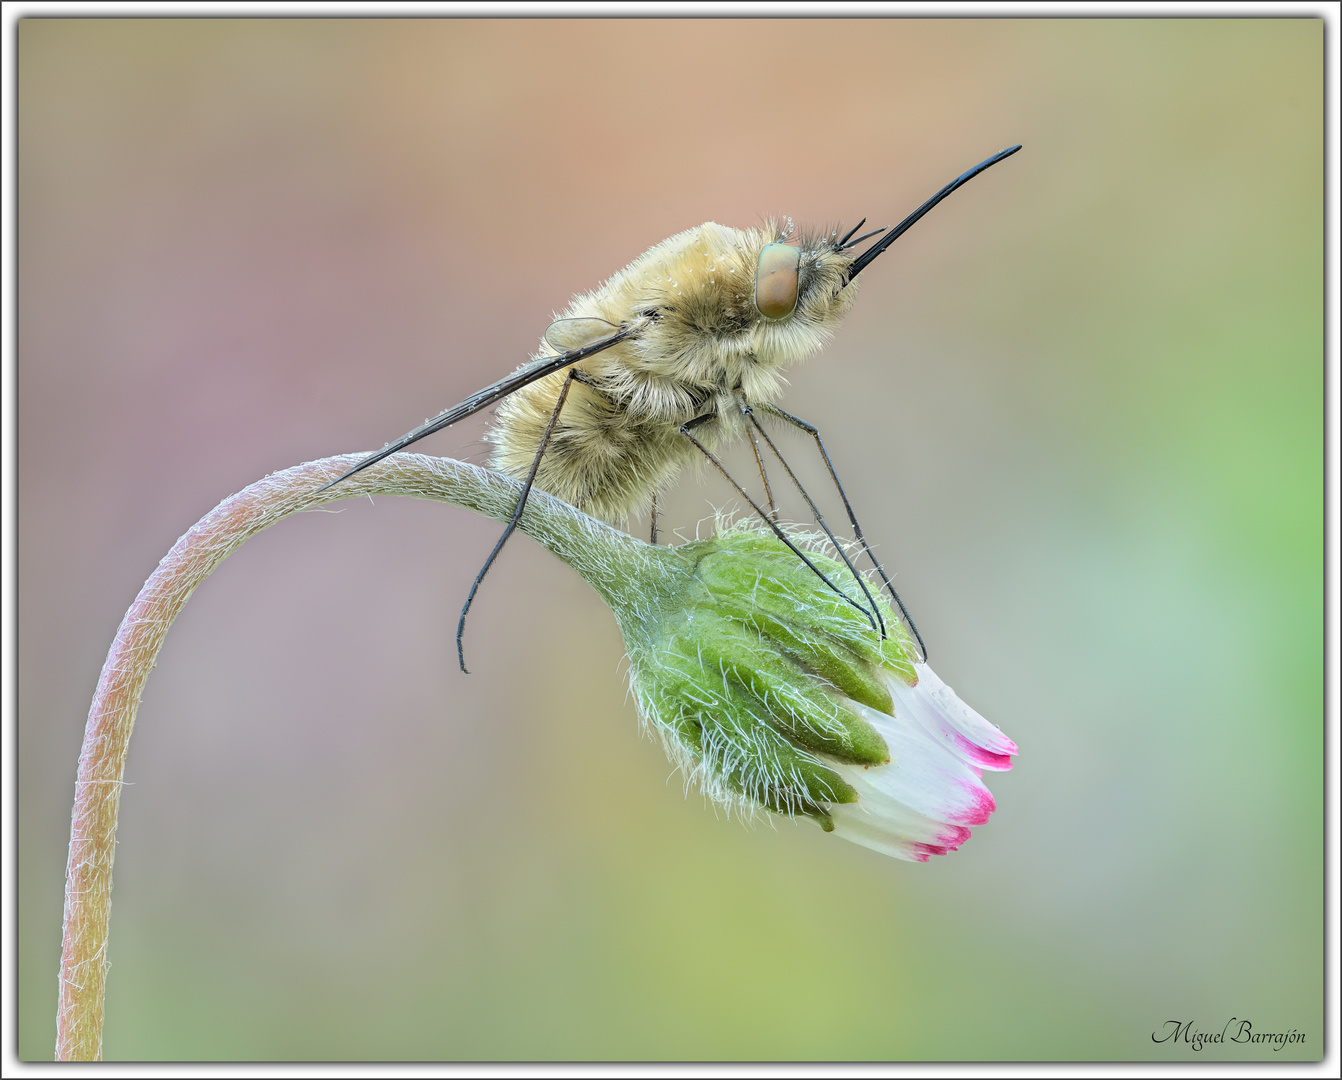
[17, 18, 1323, 1061]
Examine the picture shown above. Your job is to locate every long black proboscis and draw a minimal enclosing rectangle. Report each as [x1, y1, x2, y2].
[316, 327, 633, 492]
[844, 144, 1022, 283]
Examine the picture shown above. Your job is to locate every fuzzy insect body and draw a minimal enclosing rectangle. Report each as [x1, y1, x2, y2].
[489, 220, 856, 524]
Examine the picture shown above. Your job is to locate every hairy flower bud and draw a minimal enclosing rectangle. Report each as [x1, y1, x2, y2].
[570, 519, 1016, 862]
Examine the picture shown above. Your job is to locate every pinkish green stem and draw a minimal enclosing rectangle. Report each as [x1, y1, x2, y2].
[56, 453, 640, 1060]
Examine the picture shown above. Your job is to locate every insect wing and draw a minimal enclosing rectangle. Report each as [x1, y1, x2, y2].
[318, 325, 633, 490]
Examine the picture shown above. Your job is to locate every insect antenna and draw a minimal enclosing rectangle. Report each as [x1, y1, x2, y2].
[760, 403, 928, 662]
[741, 407, 886, 640]
[844, 144, 1022, 283]
[456, 368, 581, 674]
[838, 226, 887, 252]
[835, 218, 868, 248]
[679, 417, 880, 635]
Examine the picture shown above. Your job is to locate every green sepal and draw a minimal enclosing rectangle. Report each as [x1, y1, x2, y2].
[724, 605, 894, 717]
[687, 610, 890, 766]
[634, 623, 861, 814]
[878, 628, 918, 688]
[688, 538, 904, 719]
[689, 538, 889, 658]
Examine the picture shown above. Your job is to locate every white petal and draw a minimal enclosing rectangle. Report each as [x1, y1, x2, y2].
[840, 700, 998, 826]
[822, 662, 1017, 861]
[888, 662, 1018, 772]
[829, 802, 971, 862]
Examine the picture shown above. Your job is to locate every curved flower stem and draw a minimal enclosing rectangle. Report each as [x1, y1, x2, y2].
[55, 453, 658, 1061]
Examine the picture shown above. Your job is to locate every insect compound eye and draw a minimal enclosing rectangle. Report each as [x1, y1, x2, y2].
[754, 242, 800, 321]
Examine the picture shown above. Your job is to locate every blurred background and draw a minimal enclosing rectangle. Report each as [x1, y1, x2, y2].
[17, 18, 1322, 1061]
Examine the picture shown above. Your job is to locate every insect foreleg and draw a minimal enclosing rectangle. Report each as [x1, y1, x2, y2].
[760, 403, 928, 662]
[456, 369, 581, 674]
[679, 416, 879, 634]
[741, 406, 886, 640]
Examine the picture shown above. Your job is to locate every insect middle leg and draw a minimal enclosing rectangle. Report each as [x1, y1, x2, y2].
[745, 423, 779, 520]
[739, 403, 886, 640]
[457, 367, 583, 674]
[678, 415, 880, 634]
[758, 402, 928, 661]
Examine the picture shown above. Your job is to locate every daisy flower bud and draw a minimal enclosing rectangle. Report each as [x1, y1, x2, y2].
[572, 519, 1017, 862]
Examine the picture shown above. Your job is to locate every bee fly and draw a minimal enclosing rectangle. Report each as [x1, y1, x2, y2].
[322, 145, 1022, 672]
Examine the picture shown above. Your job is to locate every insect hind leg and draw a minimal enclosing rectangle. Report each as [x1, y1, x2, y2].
[759, 402, 928, 662]
[678, 415, 880, 635]
[457, 368, 581, 673]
